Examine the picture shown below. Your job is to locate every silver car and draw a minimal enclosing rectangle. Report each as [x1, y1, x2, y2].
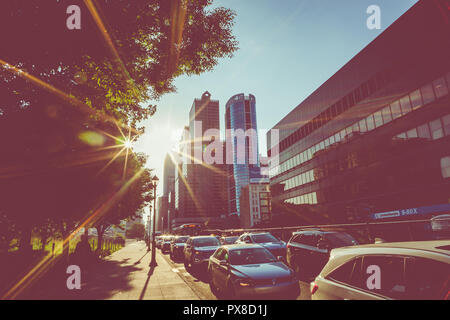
[311, 240, 450, 300]
[208, 244, 300, 299]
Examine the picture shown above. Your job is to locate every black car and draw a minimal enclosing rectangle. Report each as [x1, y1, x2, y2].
[184, 236, 221, 271]
[220, 236, 239, 245]
[170, 236, 189, 261]
[208, 244, 299, 299]
[236, 232, 287, 259]
[286, 230, 358, 280]
[161, 236, 174, 254]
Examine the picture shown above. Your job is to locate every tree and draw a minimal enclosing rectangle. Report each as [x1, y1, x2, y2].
[0, 0, 238, 253]
[126, 223, 146, 240]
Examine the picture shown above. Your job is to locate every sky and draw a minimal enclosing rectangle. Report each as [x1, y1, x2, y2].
[134, 0, 418, 203]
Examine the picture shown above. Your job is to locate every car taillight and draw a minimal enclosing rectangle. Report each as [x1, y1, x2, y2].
[311, 282, 318, 295]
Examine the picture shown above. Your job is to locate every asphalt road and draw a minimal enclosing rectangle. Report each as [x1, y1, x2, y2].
[159, 249, 312, 300]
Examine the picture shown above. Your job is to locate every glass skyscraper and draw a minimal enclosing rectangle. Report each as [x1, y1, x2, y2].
[225, 93, 259, 216]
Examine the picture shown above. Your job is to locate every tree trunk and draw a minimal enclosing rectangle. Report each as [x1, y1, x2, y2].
[20, 225, 33, 253]
[96, 225, 105, 257]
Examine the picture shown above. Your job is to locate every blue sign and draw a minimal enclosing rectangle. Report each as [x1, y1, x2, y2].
[371, 203, 450, 220]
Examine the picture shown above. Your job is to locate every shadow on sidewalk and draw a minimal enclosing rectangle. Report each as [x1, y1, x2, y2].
[138, 266, 155, 300]
[22, 258, 144, 300]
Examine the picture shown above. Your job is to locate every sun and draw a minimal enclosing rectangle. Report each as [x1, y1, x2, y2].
[123, 139, 134, 149]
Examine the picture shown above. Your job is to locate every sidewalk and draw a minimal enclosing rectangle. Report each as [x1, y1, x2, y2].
[25, 240, 200, 300]
[104, 240, 200, 300]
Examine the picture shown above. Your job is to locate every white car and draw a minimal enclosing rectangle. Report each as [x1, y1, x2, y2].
[311, 240, 450, 300]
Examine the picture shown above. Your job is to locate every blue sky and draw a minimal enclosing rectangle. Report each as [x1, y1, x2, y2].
[134, 0, 418, 198]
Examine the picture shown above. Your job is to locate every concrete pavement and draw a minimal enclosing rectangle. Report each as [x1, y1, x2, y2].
[99, 240, 200, 300]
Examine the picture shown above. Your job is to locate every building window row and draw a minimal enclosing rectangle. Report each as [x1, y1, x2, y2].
[275, 69, 395, 154]
[281, 169, 315, 191]
[270, 71, 450, 178]
[284, 192, 318, 205]
[396, 113, 450, 140]
[441, 156, 450, 179]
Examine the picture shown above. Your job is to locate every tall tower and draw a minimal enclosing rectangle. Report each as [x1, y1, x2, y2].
[225, 94, 259, 216]
[187, 91, 225, 218]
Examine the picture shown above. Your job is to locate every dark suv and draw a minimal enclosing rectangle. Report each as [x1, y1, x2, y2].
[184, 236, 221, 271]
[287, 230, 358, 280]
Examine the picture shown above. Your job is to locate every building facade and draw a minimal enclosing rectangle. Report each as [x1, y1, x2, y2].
[239, 170, 271, 228]
[186, 91, 228, 219]
[267, 0, 450, 225]
[225, 93, 260, 216]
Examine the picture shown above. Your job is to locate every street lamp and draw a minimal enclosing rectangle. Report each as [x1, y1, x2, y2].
[150, 175, 159, 267]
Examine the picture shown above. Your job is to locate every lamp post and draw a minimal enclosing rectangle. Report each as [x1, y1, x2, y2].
[150, 175, 159, 267]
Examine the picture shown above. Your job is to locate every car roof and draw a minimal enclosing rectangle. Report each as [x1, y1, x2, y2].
[319, 240, 450, 277]
[329, 240, 450, 261]
[190, 235, 218, 239]
[222, 243, 264, 250]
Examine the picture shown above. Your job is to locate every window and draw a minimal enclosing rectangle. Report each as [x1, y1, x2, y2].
[381, 106, 393, 124]
[405, 257, 450, 299]
[441, 156, 450, 178]
[391, 100, 402, 119]
[324, 138, 330, 148]
[354, 88, 361, 103]
[366, 114, 375, 131]
[298, 234, 318, 247]
[335, 133, 341, 143]
[340, 129, 346, 140]
[409, 90, 422, 111]
[417, 124, 431, 139]
[330, 135, 335, 145]
[406, 128, 418, 138]
[352, 122, 360, 133]
[442, 114, 450, 136]
[362, 256, 407, 299]
[433, 77, 449, 98]
[328, 257, 363, 287]
[345, 126, 352, 136]
[421, 84, 435, 105]
[359, 118, 367, 132]
[374, 110, 383, 128]
[429, 119, 444, 140]
[320, 141, 325, 150]
[400, 95, 412, 114]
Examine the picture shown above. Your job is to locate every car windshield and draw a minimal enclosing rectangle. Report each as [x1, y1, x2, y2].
[174, 237, 189, 243]
[251, 234, 279, 243]
[325, 233, 358, 247]
[193, 237, 220, 247]
[229, 248, 277, 265]
[223, 237, 238, 244]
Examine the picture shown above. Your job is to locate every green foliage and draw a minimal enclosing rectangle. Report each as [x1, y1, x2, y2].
[126, 223, 146, 239]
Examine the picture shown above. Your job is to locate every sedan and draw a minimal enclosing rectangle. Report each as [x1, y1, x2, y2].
[170, 236, 189, 261]
[208, 244, 300, 299]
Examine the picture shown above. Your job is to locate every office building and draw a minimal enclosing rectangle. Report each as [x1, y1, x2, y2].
[225, 93, 260, 216]
[267, 0, 450, 224]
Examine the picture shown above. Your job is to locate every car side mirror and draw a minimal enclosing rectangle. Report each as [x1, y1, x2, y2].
[219, 260, 228, 266]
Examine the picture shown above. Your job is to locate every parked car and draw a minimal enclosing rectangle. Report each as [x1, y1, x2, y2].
[184, 236, 221, 271]
[220, 236, 239, 245]
[311, 240, 450, 300]
[208, 243, 300, 299]
[236, 232, 287, 259]
[170, 236, 189, 261]
[156, 236, 164, 249]
[161, 235, 174, 254]
[286, 230, 358, 280]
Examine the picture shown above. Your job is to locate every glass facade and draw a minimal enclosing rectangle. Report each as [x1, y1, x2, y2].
[270, 71, 450, 178]
[225, 94, 259, 216]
